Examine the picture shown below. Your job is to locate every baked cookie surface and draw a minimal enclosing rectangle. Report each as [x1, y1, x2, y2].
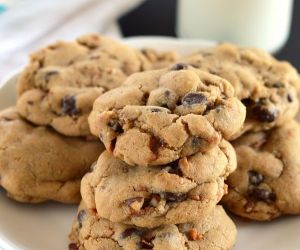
[16, 34, 152, 137]
[89, 65, 246, 166]
[182, 43, 300, 135]
[69, 202, 237, 250]
[223, 120, 300, 220]
[0, 107, 103, 203]
[81, 139, 236, 228]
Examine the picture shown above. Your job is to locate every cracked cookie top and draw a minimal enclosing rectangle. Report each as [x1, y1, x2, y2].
[223, 120, 300, 221]
[182, 43, 300, 135]
[69, 202, 237, 250]
[16, 34, 154, 137]
[0, 107, 103, 203]
[81, 139, 236, 228]
[89, 65, 246, 166]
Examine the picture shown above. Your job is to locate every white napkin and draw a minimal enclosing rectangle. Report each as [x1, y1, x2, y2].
[0, 0, 144, 81]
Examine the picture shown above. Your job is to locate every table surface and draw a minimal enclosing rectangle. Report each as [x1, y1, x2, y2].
[119, 0, 300, 70]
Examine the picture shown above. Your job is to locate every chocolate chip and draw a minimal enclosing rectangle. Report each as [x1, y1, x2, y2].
[161, 192, 187, 202]
[122, 228, 142, 238]
[61, 96, 80, 116]
[167, 161, 183, 176]
[242, 98, 278, 123]
[77, 210, 86, 229]
[271, 82, 284, 88]
[251, 105, 277, 123]
[248, 188, 276, 203]
[241, 98, 254, 107]
[164, 90, 171, 97]
[287, 94, 293, 102]
[248, 170, 264, 186]
[149, 136, 162, 156]
[44, 70, 58, 82]
[151, 108, 162, 112]
[107, 120, 123, 133]
[191, 137, 203, 148]
[171, 63, 189, 71]
[141, 236, 154, 249]
[182, 92, 207, 106]
[68, 243, 79, 250]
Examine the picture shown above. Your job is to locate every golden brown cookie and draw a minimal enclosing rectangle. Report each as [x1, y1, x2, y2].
[182, 43, 300, 135]
[16, 34, 152, 137]
[89, 65, 246, 166]
[223, 120, 300, 220]
[69, 201, 237, 250]
[0, 107, 103, 203]
[81, 139, 236, 228]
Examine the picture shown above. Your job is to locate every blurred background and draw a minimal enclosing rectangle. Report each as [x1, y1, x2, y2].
[0, 0, 299, 81]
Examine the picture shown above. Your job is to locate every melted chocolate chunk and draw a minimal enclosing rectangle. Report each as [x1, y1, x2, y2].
[77, 210, 86, 229]
[248, 170, 264, 186]
[167, 161, 183, 176]
[164, 90, 171, 97]
[248, 188, 276, 203]
[287, 94, 293, 103]
[241, 98, 254, 107]
[107, 120, 123, 133]
[61, 96, 80, 116]
[182, 92, 207, 106]
[68, 243, 79, 250]
[171, 63, 189, 71]
[122, 228, 142, 238]
[251, 105, 277, 123]
[162, 192, 187, 202]
[242, 98, 278, 123]
[149, 136, 162, 156]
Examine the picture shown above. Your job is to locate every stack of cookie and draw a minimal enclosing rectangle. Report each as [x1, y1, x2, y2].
[0, 34, 177, 204]
[69, 65, 246, 249]
[1, 34, 300, 249]
[182, 44, 300, 221]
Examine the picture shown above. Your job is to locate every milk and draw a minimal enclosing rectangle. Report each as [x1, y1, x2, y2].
[176, 0, 294, 53]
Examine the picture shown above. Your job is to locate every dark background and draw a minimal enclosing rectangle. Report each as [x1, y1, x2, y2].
[119, 0, 300, 70]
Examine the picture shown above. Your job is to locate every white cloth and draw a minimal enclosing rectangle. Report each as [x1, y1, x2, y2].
[0, 0, 144, 81]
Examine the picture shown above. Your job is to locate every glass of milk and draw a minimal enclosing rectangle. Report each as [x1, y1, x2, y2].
[176, 0, 294, 53]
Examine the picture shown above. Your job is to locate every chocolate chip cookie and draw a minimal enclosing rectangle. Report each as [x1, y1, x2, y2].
[69, 201, 237, 250]
[0, 107, 103, 203]
[140, 48, 178, 69]
[182, 43, 300, 135]
[89, 65, 246, 166]
[223, 120, 300, 221]
[16, 34, 152, 137]
[81, 139, 236, 228]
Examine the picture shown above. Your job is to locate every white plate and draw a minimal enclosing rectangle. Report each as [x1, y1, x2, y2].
[0, 37, 300, 250]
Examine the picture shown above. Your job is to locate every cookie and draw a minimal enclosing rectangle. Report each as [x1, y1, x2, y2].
[16, 34, 153, 137]
[140, 48, 178, 69]
[69, 202, 237, 250]
[89, 65, 246, 166]
[182, 43, 300, 135]
[81, 139, 236, 228]
[223, 120, 300, 221]
[0, 107, 103, 203]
